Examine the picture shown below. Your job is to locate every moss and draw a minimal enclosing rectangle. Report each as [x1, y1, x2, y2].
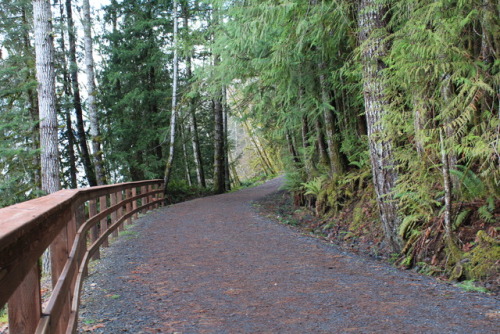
[462, 231, 500, 280]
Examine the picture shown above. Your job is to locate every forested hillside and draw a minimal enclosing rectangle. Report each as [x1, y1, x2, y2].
[0, 0, 498, 285]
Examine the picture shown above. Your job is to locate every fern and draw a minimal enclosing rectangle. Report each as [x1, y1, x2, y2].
[478, 205, 495, 224]
[453, 209, 471, 230]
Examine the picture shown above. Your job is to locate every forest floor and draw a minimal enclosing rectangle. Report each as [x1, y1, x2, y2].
[77, 177, 499, 333]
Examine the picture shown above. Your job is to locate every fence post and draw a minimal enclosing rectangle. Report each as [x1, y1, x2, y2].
[132, 187, 138, 219]
[100, 196, 109, 248]
[110, 192, 118, 238]
[118, 191, 125, 232]
[8, 263, 42, 334]
[141, 185, 147, 213]
[89, 199, 100, 260]
[126, 188, 133, 225]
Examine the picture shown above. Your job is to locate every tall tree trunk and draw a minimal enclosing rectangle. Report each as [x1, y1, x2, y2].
[439, 128, 452, 239]
[83, 0, 106, 185]
[318, 63, 346, 176]
[22, 7, 41, 188]
[180, 125, 193, 187]
[316, 119, 330, 167]
[287, 131, 301, 165]
[213, 92, 226, 194]
[301, 115, 313, 175]
[223, 86, 231, 190]
[34, 0, 61, 195]
[182, 0, 206, 187]
[66, 0, 96, 186]
[358, 0, 402, 252]
[212, 7, 226, 194]
[58, 0, 77, 188]
[164, 0, 179, 193]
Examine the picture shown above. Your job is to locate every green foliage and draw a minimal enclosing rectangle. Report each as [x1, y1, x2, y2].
[0, 306, 7, 324]
[455, 280, 489, 293]
[302, 176, 326, 197]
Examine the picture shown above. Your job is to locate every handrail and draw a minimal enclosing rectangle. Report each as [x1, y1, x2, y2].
[0, 179, 164, 333]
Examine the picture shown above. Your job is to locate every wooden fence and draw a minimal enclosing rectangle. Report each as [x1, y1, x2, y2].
[0, 180, 164, 333]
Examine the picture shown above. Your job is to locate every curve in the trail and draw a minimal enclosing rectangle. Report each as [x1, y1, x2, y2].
[78, 178, 499, 333]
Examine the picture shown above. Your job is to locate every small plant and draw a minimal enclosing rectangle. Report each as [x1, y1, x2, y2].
[0, 306, 8, 324]
[455, 280, 489, 293]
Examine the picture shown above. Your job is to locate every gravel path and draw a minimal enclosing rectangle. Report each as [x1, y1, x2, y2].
[78, 178, 500, 333]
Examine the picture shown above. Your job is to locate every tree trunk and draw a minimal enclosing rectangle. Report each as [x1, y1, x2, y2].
[34, 0, 61, 195]
[182, 2, 206, 188]
[164, 0, 179, 193]
[358, 0, 402, 252]
[318, 63, 346, 176]
[316, 118, 330, 167]
[22, 7, 41, 189]
[83, 0, 106, 185]
[58, 0, 77, 188]
[287, 131, 301, 165]
[213, 93, 226, 194]
[223, 86, 231, 190]
[439, 128, 452, 238]
[180, 125, 193, 187]
[65, 0, 96, 186]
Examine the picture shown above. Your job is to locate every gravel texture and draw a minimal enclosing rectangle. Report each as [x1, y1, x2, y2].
[78, 178, 500, 333]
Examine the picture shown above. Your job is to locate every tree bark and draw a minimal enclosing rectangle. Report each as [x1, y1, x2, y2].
[180, 125, 193, 187]
[57, 0, 77, 188]
[223, 86, 231, 190]
[318, 63, 346, 176]
[358, 0, 402, 252]
[33, 0, 61, 194]
[213, 93, 226, 194]
[66, 0, 96, 186]
[182, 0, 206, 187]
[22, 7, 41, 188]
[83, 0, 106, 185]
[164, 0, 179, 193]
[316, 118, 330, 167]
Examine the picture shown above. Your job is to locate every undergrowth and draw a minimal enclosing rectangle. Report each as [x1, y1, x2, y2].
[279, 168, 499, 292]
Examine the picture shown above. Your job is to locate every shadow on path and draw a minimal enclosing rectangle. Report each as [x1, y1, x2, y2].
[79, 177, 499, 333]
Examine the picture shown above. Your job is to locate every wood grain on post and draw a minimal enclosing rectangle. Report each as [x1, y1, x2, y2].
[8, 263, 42, 334]
[50, 209, 73, 287]
[141, 186, 148, 214]
[110, 192, 118, 238]
[126, 188, 133, 225]
[100, 196, 109, 247]
[117, 191, 124, 232]
[132, 187, 138, 219]
[148, 184, 154, 208]
[88, 199, 100, 260]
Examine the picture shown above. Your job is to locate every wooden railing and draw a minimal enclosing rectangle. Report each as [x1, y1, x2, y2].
[0, 180, 164, 333]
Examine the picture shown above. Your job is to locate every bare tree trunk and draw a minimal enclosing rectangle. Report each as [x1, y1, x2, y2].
[164, 0, 179, 193]
[182, 1, 205, 188]
[83, 0, 106, 185]
[66, 0, 96, 186]
[34, 0, 61, 275]
[358, 0, 402, 252]
[34, 0, 61, 195]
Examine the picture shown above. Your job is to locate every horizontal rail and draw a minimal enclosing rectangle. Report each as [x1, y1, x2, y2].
[0, 179, 164, 333]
